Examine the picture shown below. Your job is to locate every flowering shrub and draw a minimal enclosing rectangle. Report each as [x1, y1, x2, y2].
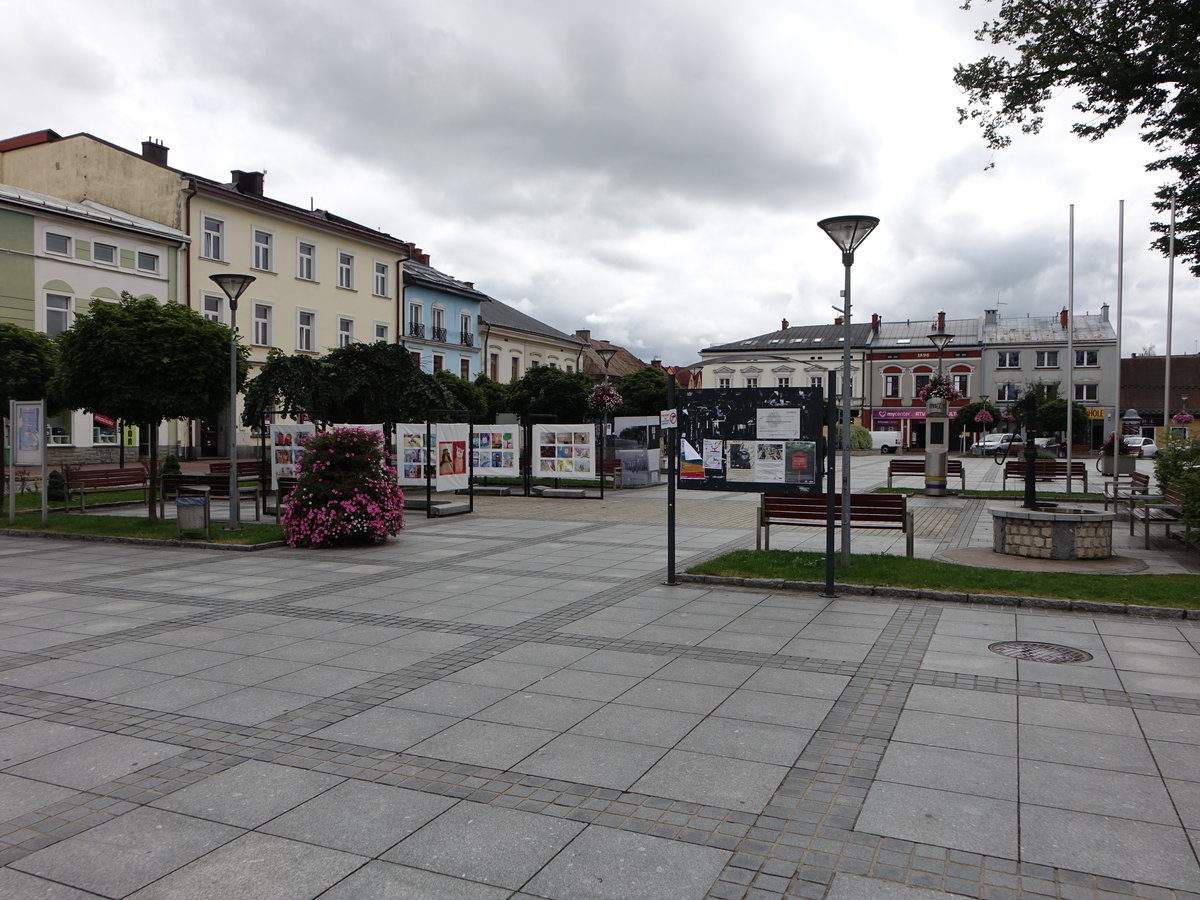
[1001, 409, 1016, 423]
[588, 382, 623, 412]
[281, 427, 404, 548]
[916, 373, 961, 403]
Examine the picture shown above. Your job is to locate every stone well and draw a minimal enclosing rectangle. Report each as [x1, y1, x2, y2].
[990, 506, 1116, 560]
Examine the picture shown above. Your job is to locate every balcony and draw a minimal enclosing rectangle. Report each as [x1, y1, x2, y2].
[432, 326, 448, 343]
[460, 332, 474, 347]
[408, 322, 425, 339]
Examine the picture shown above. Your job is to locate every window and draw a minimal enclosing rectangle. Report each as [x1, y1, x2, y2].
[337, 316, 354, 348]
[433, 354, 444, 373]
[717, 377, 731, 389]
[1036, 350, 1059, 368]
[93, 242, 117, 265]
[809, 375, 822, 390]
[137, 251, 159, 272]
[432, 306, 446, 342]
[777, 376, 790, 388]
[253, 229, 273, 270]
[746, 377, 759, 389]
[530, 359, 540, 368]
[253, 303, 271, 346]
[201, 292, 223, 323]
[408, 302, 424, 338]
[297, 311, 315, 351]
[511, 357, 520, 380]
[202, 217, 224, 259]
[996, 351, 1020, 369]
[914, 374, 931, 396]
[952, 373, 969, 395]
[297, 241, 315, 280]
[490, 353, 499, 380]
[460, 359, 471, 380]
[45, 232, 70, 255]
[883, 374, 900, 398]
[337, 251, 354, 289]
[373, 261, 389, 296]
[374, 323, 389, 343]
[460, 312, 473, 346]
[997, 383, 1019, 402]
[46, 293, 71, 336]
[1075, 383, 1098, 401]
[1076, 349, 1098, 367]
[410, 350, 422, 369]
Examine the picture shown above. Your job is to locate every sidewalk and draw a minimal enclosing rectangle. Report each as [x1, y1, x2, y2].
[0, 456, 1197, 898]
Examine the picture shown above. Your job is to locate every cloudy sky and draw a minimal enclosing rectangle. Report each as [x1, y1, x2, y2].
[5, 0, 1195, 365]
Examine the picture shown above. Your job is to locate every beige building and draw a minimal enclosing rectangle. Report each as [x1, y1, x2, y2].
[478, 296, 585, 383]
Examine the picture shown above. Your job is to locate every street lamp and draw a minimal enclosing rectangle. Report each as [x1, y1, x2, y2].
[209, 273, 256, 529]
[924, 322, 955, 496]
[818, 215, 879, 566]
[595, 348, 618, 499]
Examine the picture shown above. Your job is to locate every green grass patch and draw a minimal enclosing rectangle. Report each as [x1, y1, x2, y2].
[1, 510, 283, 545]
[689, 550, 1200, 609]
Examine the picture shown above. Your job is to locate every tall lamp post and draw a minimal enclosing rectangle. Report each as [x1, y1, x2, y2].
[209, 273, 256, 529]
[818, 215, 879, 566]
[924, 323, 954, 496]
[596, 347, 618, 499]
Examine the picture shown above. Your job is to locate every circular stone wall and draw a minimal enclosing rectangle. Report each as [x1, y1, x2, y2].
[990, 507, 1116, 560]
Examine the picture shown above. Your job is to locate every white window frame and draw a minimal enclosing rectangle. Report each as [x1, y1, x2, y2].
[717, 377, 731, 389]
[952, 373, 969, 396]
[202, 216, 224, 260]
[201, 292, 224, 324]
[297, 240, 316, 281]
[45, 292, 72, 336]
[808, 375, 822, 390]
[746, 377, 759, 389]
[997, 382, 1020, 402]
[252, 228, 274, 272]
[460, 312, 473, 345]
[45, 232, 71, 256]
[337, 251, 354, 289]
[1074, 382, 1098, 402]
[374, 322, 389, 343]
[136, 250, 159, 273]
[93, 241, 117, 265]
[1075, 349, 1099, 367]
[776, 376, 790, 388]
[914, 373, 931, 396]
[1035, 350, 1059, 368]
[297, 310, 316, 352]
[996, 351, 1020, 369]
[252, 302, 272, 347]
[373, 261, 389, 297]
[337, 316, 355, 348]
[883, 374, 900, 398]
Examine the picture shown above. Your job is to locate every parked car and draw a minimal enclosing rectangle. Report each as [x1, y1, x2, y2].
[1125, 436, 1158, 458]
[870, 432, 902, 454]
[970, 433, 1026, 456]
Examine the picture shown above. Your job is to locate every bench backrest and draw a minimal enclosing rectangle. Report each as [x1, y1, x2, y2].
[66, 468, 146, 485]
[1164, 485, 1186, 507]
[209, 460, 267, 476]
[1004, 460, 1085, 474]
[888, 460, 925, 472]
[763, 492, 905, 524]
[161, 473, 254, 493]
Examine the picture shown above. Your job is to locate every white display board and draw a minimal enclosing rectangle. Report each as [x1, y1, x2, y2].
[269, 423, 316, 488]
[435, 422, 471, 492]
[471, 427, 520, 477]
[398, 423, 434, 486]
[533, 424, 595, 480]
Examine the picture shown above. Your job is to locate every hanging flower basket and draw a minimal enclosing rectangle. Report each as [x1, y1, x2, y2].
[1001, 410, 1016, 423]
[915, 373, 961, 403]
[588, 382, 623, 412]
[1172, 413, 1194, 424]
[974, 409, 994, 425]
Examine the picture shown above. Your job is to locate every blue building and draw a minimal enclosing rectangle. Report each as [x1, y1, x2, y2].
[402, 254, 485, 380]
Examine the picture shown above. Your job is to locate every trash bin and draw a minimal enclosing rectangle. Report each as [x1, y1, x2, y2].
[176, 489, 210, 538]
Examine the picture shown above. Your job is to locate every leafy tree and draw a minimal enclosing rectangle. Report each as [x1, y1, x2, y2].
[434, 370, 487, 419]
[1036, 398, 1091, 441]
[241, 348, 322, 423]
[955, 0, 1200, 274]
[613, 366, 668, 417]
[51, 294, 243, 519]
[954, 400, 1003, 432]
[473, 375, 512, 424]
[0, 324, 58, 498]
[509, 366, 593, 423]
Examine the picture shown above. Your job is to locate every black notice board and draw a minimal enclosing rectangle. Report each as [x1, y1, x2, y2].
[677, 387, 825, 493]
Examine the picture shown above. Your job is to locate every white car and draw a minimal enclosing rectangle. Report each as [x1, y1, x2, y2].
[971, 433, 1025, 456]
[1125, 436, 1158, 458]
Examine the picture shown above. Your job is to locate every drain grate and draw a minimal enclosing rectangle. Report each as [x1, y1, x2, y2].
[988, 641, 1093, 664]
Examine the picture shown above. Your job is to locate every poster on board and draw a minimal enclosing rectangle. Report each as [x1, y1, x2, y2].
[676, 387, 823, 493]
[398, 423, 434, 486]
[471, 427, 520, 477]
[269, 424, 317, 488]
[12, 401, 44, 466]
[436, 422, 471, 492]
[532, 424, 594, 480]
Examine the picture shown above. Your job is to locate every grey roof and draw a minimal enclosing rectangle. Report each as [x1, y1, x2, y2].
[479, 296, 584, 345]
[702, 322, 874, 353]
[0, 182, 189, 241]
[983, 313, 1116, 344]
[402, 258, 489, 302]
[871, 317, 980, 348]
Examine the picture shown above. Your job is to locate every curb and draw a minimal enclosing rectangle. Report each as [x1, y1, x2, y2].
[676, 573, 1198, 619]
[0, 528, 286, 553]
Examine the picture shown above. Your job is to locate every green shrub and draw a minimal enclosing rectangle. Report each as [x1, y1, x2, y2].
[161, 455, 181, 476]
[47, 469, 66, 501]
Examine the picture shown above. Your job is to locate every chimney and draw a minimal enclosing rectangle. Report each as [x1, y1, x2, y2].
[463, 282, 474, 289]
[651, 358, 662, 368]
[141, 138, 169, 166]
[781, 318, 789, 330]
[231, 170, 264, 197]
[1060, 308, 1068, 329]
[1100, 302, 1110, 322]
[575, 329, 591, 342]
[984, 309, 998, 326]
[937, 310, 946, 331]
[834, 315, 843, 326]
[419, 252, 430, 265]
[871, 313, 880, 332]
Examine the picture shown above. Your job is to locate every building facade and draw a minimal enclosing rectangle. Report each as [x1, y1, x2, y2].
[402, 256, 484, 379]
[478, 297, 585, 383]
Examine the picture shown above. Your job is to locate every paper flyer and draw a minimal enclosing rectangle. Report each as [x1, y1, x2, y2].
[702, 439, 724, 470]
[680, 438, 704, 480]
[756, 407, 801, 440]
[755, 441, 785, 482]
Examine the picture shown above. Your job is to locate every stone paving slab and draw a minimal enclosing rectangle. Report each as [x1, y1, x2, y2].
[0, 466, 1199, 898]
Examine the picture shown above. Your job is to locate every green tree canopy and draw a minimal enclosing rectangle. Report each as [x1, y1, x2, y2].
[1036, 397, 1092, 438]
[613, 366, 668, 417]
[0, 324, 59, 496]
[473, 375, 513, 424]
[954, 400, 1004, 431]
[51, 294, 243, 517]
[955, 0, 1200, 274]
[509, 365, 593, 423]
[434, 370, 487, 419]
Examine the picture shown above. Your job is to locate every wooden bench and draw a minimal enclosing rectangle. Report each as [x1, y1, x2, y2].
[1002, 459, 1089, 492]
[159, 473, 261, 521]
[1103, 471, 1151, 512]
[64, 467, 149, 512]
[756, 492, 913, 556]
[1129, 485, 1186, 548]
[886, 458, 965, 490]
[208, 459, 269, 479]
[600, 458, 623, 488]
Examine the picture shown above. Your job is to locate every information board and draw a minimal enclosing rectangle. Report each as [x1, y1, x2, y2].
[532, 424, 595, 480]
[677, 387, 824, 493]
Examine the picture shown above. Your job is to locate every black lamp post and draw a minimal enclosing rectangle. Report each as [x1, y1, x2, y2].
[209, 273, 256, 528]
[817, 215, 879, 565]
[596, 347, 618, 499]
[924, 323, 955, 496]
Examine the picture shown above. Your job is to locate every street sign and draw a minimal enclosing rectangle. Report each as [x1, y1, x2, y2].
[660, 409, 677, 429]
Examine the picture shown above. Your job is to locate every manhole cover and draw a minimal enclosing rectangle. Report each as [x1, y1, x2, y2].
[988, 641, 1093, 664]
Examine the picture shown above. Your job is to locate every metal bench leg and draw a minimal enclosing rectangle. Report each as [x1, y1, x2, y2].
[905, 511, 914, 558]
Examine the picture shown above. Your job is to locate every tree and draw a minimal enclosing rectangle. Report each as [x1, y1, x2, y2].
[434, 370, 487, 419]
[51, 294, 243, 519]
[954, 0, 1200, 274]
[0, 324, 58, 498]
[1037, 397, 1092, 441]
[612, 367, 668, 417]
[508, 366, 593, 423]
[473, 375, 512, 424]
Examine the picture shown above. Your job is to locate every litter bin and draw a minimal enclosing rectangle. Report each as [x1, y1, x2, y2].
[176, 487, 210, 538]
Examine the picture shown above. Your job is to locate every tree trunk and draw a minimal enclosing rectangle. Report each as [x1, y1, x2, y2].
[147, 421, 159, 520]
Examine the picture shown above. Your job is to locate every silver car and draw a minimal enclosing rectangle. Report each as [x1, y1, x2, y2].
[1125, 436, 1158, 458]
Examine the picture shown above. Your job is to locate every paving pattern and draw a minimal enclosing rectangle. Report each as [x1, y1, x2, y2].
[0, 458, 1198, 898]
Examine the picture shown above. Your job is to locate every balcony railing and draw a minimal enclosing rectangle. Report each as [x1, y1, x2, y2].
[408, 322, 425, 339]
[432, 326, 448, 343]
[460, 332, 474, 347]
